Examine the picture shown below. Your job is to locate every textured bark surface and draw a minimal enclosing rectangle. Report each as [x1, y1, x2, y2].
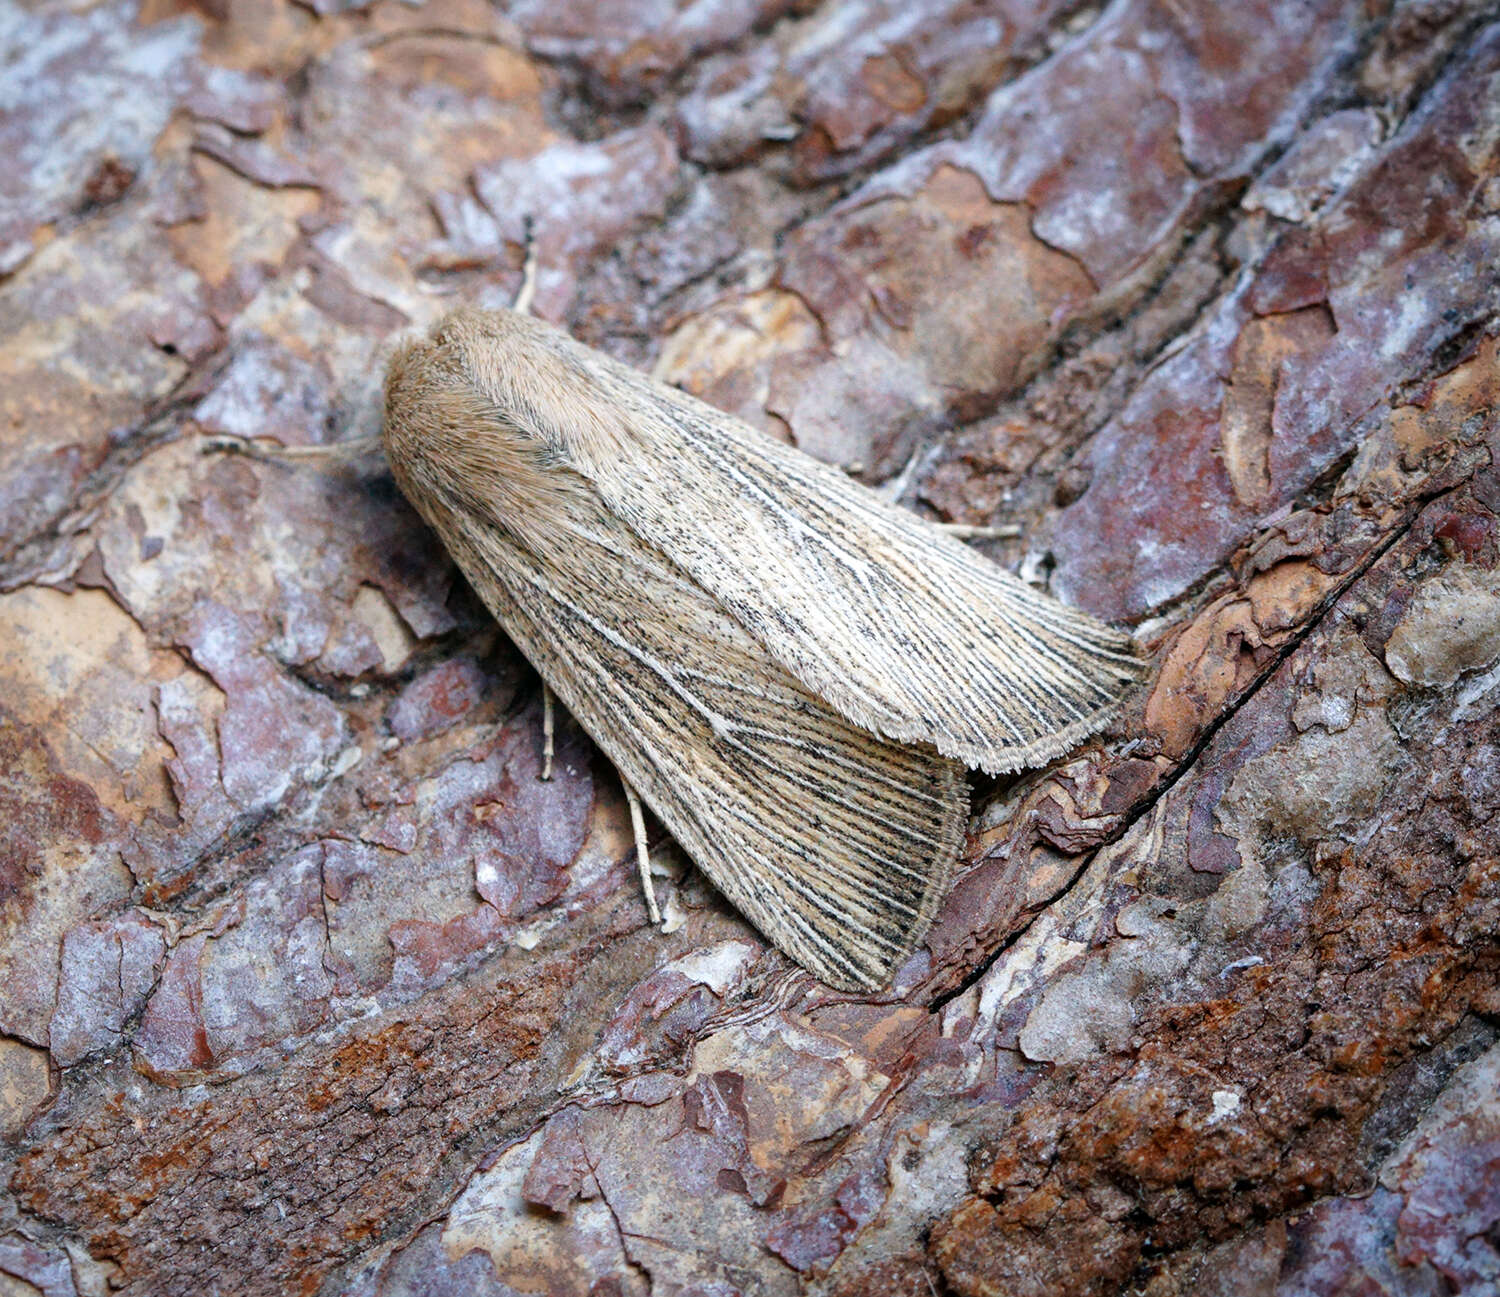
[2, 1, 1499, 1294]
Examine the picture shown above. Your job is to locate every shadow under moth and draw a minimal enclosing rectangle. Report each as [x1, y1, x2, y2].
[373, 305, 1144, 992]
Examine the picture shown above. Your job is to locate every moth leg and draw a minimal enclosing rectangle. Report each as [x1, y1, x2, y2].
[511, 214, 539, 317]
[937, 523, 1020, 541]
[870, 446, 1019, 540]
[873, 442, 928, 504]
[623, 780, 661, 926]
[539, 683, 555, 782]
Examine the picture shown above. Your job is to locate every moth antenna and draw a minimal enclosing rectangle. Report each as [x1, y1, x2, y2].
[201, 433, 382, 464]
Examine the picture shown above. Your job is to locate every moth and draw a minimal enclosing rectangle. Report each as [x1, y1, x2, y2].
[378, 304, 1143, 992]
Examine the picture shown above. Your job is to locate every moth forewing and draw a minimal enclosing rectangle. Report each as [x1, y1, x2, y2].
[394, 308, 1144, 776]
[401, 455, 967, 991]
[383, 307, 1143, 990]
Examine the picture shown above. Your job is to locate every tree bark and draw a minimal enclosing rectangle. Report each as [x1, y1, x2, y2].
[1, 1, 1497, 1294]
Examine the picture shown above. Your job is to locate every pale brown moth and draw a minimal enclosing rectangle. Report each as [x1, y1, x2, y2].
[376, 301, 1145, 992]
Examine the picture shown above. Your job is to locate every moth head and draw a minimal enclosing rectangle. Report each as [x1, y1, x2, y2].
[383, 308, 604, 551]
